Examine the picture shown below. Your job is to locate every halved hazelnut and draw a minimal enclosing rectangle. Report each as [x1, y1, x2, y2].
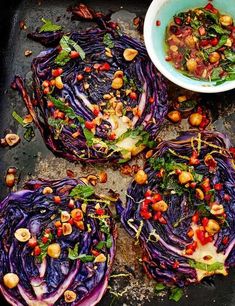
[123, 48, 138, 61]
[152, 200, 168, 212]
[5, 173, 15, 188]
[111, 77, 123, 89]
[94, 253, 107, 263]
[61, 211, 71, 223]
[62, 223, 72, 236]
[3, 273, 19, 289]
[115, 102, 123, 117]
[87, 175, 98, 186]
[42, 187, 53, 194]
[114, 70, 124, 78]
[47, 243, 61, 258]
[5, 134, 20, 147]
[14, 228, 31, 242]
[64, 290, 77, 303]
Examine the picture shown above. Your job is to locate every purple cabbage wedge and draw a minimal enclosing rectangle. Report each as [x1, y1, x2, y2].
[0, 178, 118, 305]
[118, 131, 235, 287]
[12, 26, 168, 163]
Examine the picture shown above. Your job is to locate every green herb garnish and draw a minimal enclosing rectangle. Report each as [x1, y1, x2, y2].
[189, 260, 224, 272]
[68, 243, 94, 262]
[39, 18, 62, 33]
[103, 33, 114, 48]
[169, 287, 183, 302]
[69, 185, 95, 199]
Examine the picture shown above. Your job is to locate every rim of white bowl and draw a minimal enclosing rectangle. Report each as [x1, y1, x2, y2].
[144, 0, 235, 93]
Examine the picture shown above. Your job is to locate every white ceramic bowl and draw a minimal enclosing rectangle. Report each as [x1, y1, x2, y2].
[144, 0, 235, 93]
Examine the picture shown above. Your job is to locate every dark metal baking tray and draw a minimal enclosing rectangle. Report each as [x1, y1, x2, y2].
[0, 0, 235, 305]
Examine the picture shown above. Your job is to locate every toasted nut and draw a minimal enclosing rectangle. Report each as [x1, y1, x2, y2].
[105, 50, 113, 57]
[170, 45, 178, 52]
[111, 77, 123, 89]
[42, 187, 53, 194]
[167, 110, 181, 123]
[64, 290, 77, 303]
[74, 220, 85, 230]
[152, 200, 168, 212]
[186, 58, 198, 73]
[81, 203, 87, 213]
[94, 253, 107, 263]
[185, 36, 195, 48]
[189, 113, 203, 127]
[87, 175, 98, 186]
[83, 82, 90, 90]
[5, 134, 20, 147]
[114, 70, 124, 78]
[80, 177, 89, 185]
[7, 167, 17, 174]
[0, 138, 7, 147]
[145, 150, 153, 159]
[61, 211, 71, 223]
[219, 15, 233, 27]
[178, 95, 187, 103]
[47, 243, 61, 258]
[123, 48, 138, 61]
[103, 93, 112, 100]
[72, 131, 80, 138]
[22, 114, 33, 124]
[134, 170, 148, 185]
[24, 50, 32, 57]
[225, 38, 233, 47]
[98, 171, 108, 183]
[178, 171, 193, 185]
[3, 273, 19, 289]
[115, 102, 123, 117]
[195, 188, 204, 200]
[71, 209, 83, 221]
[205, 219, 220, 235]
[210, 203, 224, 216]
[5, 174, 15, 187]
[120, 165, 132, 176]
[95, 203, 101, 210]
[62, 223, 72, 236]
[14, 228, 31, 242]
[209, 52, 220, 63]
[55, 76, 64, 89]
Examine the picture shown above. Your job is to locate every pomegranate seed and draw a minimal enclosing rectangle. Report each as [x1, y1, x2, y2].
[129, 91, 138, 100]
[156, 20, 161, 26]
[192, 213, 199, 223]
[52, 68, 63, 77]
[210, 37, 218, 46]
[42, 80, 50, 87]
[144, 190, 152, 198]
[202, 217, 209, 227]
[174, 17, 182, 25]
[77, 74, 84, 81]
[57, 227, 63, 237]
[214, 183, 223, 191]
[158, 216, 167, 224]
[222, 236, 229, 245]
[224, 194, 231, 201]
[109, 132, 116, 140]
[99, 62, 111, 71]
[47, 101, 54, 108]
[43, 87, 50, 95]
[34, 246, 41, 256]
[28, 238, 37, 248]
[172, 261, 179, 269]
[54, 196, 61, 204]
[96, 208, 105, 215]
[45, 228, 51, 234]
[148, 97, 154, 104]
[85, 121, 95, 130]
[41, 236, 48, 244]
[93, 106, 100, 116]
[84, 66, 92, 73]
[70, 51, 80, 59]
